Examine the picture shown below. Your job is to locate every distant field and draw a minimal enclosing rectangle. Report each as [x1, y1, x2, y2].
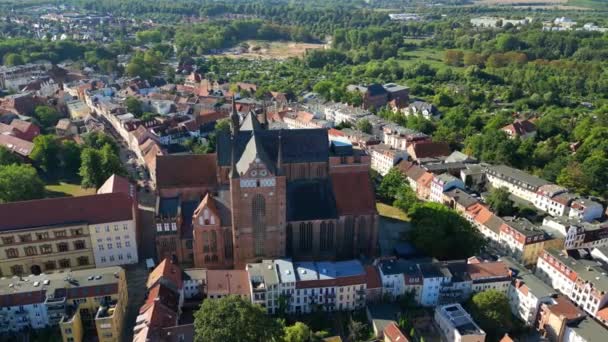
[214, 40, 326, 60]
[45, 182, 96, 198]
[472, 0, 605, 9]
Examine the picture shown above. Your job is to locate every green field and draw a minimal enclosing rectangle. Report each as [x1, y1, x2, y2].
[567, 0, 608, 10]
[376, 202, 410, 221]
[398, 47, 461, 71]
[45, 182, 96, 198]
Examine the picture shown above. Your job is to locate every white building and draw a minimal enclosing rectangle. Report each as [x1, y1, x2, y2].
[534, 184, 573, 217]
[323, 102, 370, 125]
[247, 259, 296, 314]
[502, 257, 556, 326]
[293, 260, 367, 313]
[563, 317, 608, 342]
[419, 263, 456, 307]
[569, 198, 604, 222]
[485, 165, 549, 204]
[542, 216, 608, 250]
[430, 173, 465, 203]
[435, 303, 486, 342]
[376, 259, 423, 301]
[369, 144, 408, 176]
[183, 269, 206, 300]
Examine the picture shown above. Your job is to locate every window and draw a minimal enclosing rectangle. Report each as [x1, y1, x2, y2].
[211, 231, 218, 253]
[114, 225, 119, 231]
[298, 222, 313, 252]
[98, 245, 104, 251]
[105, 226, 110, 232]
[125, 241, 131, 248]
[54, 230, 67, 238]
[40, 244, 52, 254]
[73, 240, 86, 250]
[95, 227, 100, 233]
[116, 242, 122, 249]
[71, 228, 83, 236]
[2, 236, 15, 245]
[36, 232, 49, 240]
[252, 194, 266, 256]
[123, 224, 128, 231]
[109, 255, 115, 262]
[19, 234, 32, 243]
[24, 246, 38, 256]
[118, 254, 123, 261]
[6, 248, 19, 258]
[57, 242, 69, 252]
[44, 261, 56, 271]
[107, 243, 113, 250]
[101, 257, 106, 263]
[203, 231, 209, 253]
[59, 259, 71, 268]
[127, 253, 132, 259]
[77, 256, 89, 266]
[10, 265, 23, 275]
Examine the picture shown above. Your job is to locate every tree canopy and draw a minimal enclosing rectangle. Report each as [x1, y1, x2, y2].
[0, 164, 45, 203]
[466, 290, 513, 341]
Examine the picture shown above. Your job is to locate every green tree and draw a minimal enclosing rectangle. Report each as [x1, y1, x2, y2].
[393, 184, 417, 213]
[356, 119, 372, 134]
[193, 295, 283, 342]
[100, 143, 125, 178]
[0, 164, 45, 203]
[284, 322, 311, 342]
[30, 135, 61, 174]
[486, 187, 515, 216]
[0, 146, 20, 166]
[443, 50, 463, 66]
[125, 97, 143, 116]
[3, 53, 24, 66]
[466, 290, 512, 341]
[60, 140, 82, 178]
[79, 148, 105, 188]
[408, 202, 485, 260]
[347, 317, 368, 342]
[34, 106, 60, 130]
[215, 118, 231, 134]
[377, 168, 406, 202]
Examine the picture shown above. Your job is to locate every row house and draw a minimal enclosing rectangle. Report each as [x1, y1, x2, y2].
[397, 161, 434, 201]
[293, 260, 367, 313]
[485, 164, 550, 204]
[466, 203, 504, 244]
[282, 110, 332, 130]
[323, 102, 370, 125]
[0, 175, 138, 276]
[376, 259, 423, 302]
[537, 295, 587, 342]
[247, 259, 297, 314]
[0, 266, 128, 342]
[500, 216, 563, 266]
[534, 184, 575, 217]
[536, 248, 608, 326]
[543, 216, 608, 250]
[368, 143, 408, 176]
[569, 198, 604, 223]
[502, 257, 557, 326]
[0, 62, 51, 90]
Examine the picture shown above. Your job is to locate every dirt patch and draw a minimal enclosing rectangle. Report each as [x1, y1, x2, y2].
[209, 40, 326, 60]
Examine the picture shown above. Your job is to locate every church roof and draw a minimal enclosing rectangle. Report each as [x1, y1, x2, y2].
[287, 180, 338, 221]
[235, 131, 276, 176]
[217, 129, 329, 167]
[239, 110, 262, 131]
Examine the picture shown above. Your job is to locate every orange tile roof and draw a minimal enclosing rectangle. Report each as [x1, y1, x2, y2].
[147, 259, 183, 290]
[596, 306, 608, 322]
[205, 270, 250, 298]
[467, 261, 510, 281]
[364, 265, 382, 289]
[383, 322, 409, 342]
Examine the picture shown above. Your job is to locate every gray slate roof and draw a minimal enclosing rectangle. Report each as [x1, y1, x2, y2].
[286, 180, 337, 221]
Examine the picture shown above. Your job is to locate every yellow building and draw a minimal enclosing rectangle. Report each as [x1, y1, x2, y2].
[57, 266, 128, 342]
[0, 189, 135, 277]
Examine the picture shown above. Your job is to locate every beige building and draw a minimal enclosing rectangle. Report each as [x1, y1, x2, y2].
[435, 303, 486, 342]
[0, 176, 136, 277]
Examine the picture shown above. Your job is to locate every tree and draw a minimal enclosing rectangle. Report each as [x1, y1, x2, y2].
[83, 132, 119, 154]
[125, 97, 143, 116]
[377, 168, 406, 202]
[408, 202, 485, 260]
[0, 146, 20, 166]
[356, 119, 372, 134]
[0, 164, 45, 203]
[3, 53, 24, 66]
[443, 50, 463, 67]
[393, 184, 417, 213]
[79, 148, 105, 188]
[466, 290, 512, 341]
[60, 140, 82, 178]
[34, 106, 60, 130]
[347, 317, 368, 342]
[215, 118, 231, 134]
[100, 144, 125, 178]
[486, 187, 515, 216]
[194, 295, 283, 342]
[30, 135, 61, 174]
[284, 322, 311, 342]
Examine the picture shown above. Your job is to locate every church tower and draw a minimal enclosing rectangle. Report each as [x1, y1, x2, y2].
[229, 123, 287, 267]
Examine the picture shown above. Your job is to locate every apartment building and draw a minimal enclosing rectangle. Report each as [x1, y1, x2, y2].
[536, 248, 608, 324]
[534, 184, 574, 217]
[382, 125, 429, 151]
[543, 216, 608, 250]
[435, 303, 486, 342]
[485, 165, 549, 204]
[499, 217, 563, 266]
[293, 260, 367, 313]
[569, 198, 604, 223]
[537, 295, 586, 341]
[247, 259, 296, 314]
[0, 266, 127, 342]
[368, 143, 408, 176]
[0, 176, 137, 277]
[376, 259, 423, 301]
[429, 173, 465, 203]
[502, 257, 557, 326]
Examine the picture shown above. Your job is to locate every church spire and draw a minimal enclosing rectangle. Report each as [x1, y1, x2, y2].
[230, 96, 240, 136]
[229, 135, 239, 179]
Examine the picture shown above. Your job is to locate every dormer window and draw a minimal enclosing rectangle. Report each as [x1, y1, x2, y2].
[250, 170, 258, 177]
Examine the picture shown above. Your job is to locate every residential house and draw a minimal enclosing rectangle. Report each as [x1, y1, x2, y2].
[501, 119, 537, 139]
[406, 101, 439, 120]
[0, 133, 34, 159]
[383, 322, 410, 342]
[434, 303, 486, 342]
[369, 143, 408, 176]
[569, 198, 604, 222]
[0, 119, 40, 141]
[406, 140, 450, 162]
[323, 102, 370, 125]
[383, 126, 429, 151]
[537, 295, 586, 341]
[66, 99, 91, 119]
[376, 259, 423, 302]
[502, 257, 557, 326]
[485, 165, 550, 204]
[429, 173, 465, 203]
[500, 216, 563, 266]
[205, 269, 251, 300]
[542, 216, 608, 250]
[534, 184, 575, 217]
[246, 259, 296, 314]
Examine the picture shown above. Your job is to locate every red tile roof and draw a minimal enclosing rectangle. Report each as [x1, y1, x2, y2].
[205, 270, 250, 298]
[147, 259, 183, 290]
[364, 265, 382, 289]
[0, 192, 133, 232]
[383, 322, 409, 342]
[97, 174, 134, 200]
[9, 119, 40, 141]
[408, 141, 450, 160]
[155, 154, 218, 189]
[0, 134, 34, 157]
[466, 261, 510, 281]
[146, 283, 179, 313]
[502, 119, 536, 137]
[331, 171, 376, 216]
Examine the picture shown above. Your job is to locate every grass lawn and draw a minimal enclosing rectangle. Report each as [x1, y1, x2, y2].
[376, 202, 409, 221]
[398, 47, 463, 71]
[45, 182, 96, 198]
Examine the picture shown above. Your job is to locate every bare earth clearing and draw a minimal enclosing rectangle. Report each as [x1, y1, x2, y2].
[210, 40, 326, 60]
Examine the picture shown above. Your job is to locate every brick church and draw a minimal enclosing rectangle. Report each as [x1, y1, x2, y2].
[154, 101, 378, 269]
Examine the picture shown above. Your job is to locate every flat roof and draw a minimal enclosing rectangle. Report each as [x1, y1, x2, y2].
[546, 248, 608, 293]
[436, 303, 485, 336]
